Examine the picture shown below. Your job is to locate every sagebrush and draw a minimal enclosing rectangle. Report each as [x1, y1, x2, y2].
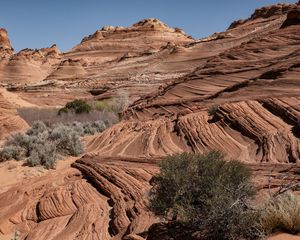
[0, 120, 108, 169]
[149, 152, 261, 240]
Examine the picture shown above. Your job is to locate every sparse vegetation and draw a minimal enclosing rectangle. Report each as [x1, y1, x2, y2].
[9, 95, 131, 169]
[208, 104, 219, 116]
[0, 120, 108, 169]
[58, 99, 92, 115]
[149, 152, 261, 240]
[18, 95, 130, 127]
[10, 231, 20, 240]
[260, 192, 300, 235]
[18, 106, 118, 126]
[112, 89, 130, 113]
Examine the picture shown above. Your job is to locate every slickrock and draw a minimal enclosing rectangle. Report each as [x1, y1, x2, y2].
[86, 8, 300, 163]
[0, 89, 28, 140]
[0, 158, 158, 240]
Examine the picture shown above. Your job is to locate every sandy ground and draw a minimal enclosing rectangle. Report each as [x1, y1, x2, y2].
[268, 233, 300, 240]
[0, 156, 80, 194]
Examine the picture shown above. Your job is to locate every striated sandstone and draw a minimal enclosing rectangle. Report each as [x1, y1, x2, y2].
[0, 158, 158, 240]
[1, 2, 300, 240]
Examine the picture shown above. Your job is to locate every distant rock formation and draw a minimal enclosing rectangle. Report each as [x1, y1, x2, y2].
[0, 28, 12, 50]
[0, 28, 13, 59]
[228, 3, 295, 29]
[0, 38, 61, 83]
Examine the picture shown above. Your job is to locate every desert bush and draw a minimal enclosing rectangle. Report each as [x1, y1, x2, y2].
[112, 89, 130, 113]
[260, 192, 300, 234]
[49, 124, 83, 156]
[82, 120, 106, 135]
[0, 118, 109, 168]
[0, 145, 24, 161]
[59, 99, 92, 115]
[208, 104, 219, 116]
[26, 121, 48, 136]
[149, 152, 260, 240]
[4, 132, 34, 156]
[27, 142, 56, 169]
[0, 121, 86, 168]
[91, 99, 114, 112]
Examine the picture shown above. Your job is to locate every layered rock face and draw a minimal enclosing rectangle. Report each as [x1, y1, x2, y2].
[0, 44, 61, 84]
[0, 28, 62, 84]
[46, 18, 194, 96]
[281, 4, 300, 28]
[0, 158, 158, 240]
[0, 90, 28, 140]
[86, 3, 300, 164]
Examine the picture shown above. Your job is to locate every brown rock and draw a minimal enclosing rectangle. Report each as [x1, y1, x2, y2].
[0, 28, 12, 50]
[281, 6, 300, 28]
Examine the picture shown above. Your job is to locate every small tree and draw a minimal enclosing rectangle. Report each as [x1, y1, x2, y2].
[149, 152, 261, 240]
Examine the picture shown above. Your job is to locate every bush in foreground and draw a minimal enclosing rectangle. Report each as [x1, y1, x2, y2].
[149, 152, 261, 240]
[260, 192, 300, 235]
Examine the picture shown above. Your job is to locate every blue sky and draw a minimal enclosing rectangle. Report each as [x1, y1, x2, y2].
[0, 0, 297, 52]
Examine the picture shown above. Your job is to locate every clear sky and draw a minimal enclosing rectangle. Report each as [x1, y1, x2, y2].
[0, 0, 297, 52]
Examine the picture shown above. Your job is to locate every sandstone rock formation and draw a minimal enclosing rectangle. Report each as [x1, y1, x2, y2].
[0, 158, 158, 240]
[86, 6, 300, 164]
[0, 28, 13, 59]
[1, 2, 300, 240]
[0, 43, 61, 84]
[0, 89, 28, 140]
[281, 3, 300, 28]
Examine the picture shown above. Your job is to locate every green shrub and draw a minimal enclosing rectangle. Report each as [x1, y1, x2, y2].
[92, 99, 114, 112]
[66, 99, 92, 113]
[149, 152, 260, 240]
[260, 192, 300, 235]
[57, 107, 68, 116]
[59, 99, 92, 115]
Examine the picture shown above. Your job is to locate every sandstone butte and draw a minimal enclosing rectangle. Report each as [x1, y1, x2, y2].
[0, 1, 300, 240]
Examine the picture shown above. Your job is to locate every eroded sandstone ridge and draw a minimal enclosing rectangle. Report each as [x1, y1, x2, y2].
[1, 2, 300, 240]
[86, 2, 300, 164]
[0, 158, 158, 240]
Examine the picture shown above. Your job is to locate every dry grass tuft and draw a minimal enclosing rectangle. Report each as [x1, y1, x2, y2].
[260, 192, 300, 234]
